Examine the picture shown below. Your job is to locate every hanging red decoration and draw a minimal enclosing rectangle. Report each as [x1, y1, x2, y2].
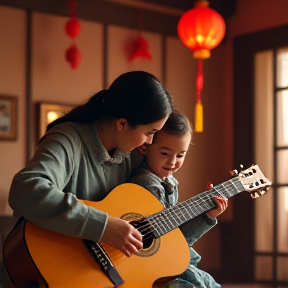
[129, 11, 152, 61]
[65, 17, 81, 39]
[64, 0, 81, 69]
[177, 0, 226, 132]
[129, 36, 152, 61]
[65, 44, 82, 69]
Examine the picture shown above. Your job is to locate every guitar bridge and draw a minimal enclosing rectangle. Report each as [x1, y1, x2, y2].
[83, 239, 124, 287]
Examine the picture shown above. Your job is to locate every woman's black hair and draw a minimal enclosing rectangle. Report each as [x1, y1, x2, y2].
[46, 71, 173, 131]
[157, 109, 193, 137]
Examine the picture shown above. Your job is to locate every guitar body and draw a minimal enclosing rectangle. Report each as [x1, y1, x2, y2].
[5, 165, 272, 288]
[4, 183, 190, 288]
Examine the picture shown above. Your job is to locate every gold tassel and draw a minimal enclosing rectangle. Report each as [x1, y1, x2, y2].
[195, 101, 203, 132]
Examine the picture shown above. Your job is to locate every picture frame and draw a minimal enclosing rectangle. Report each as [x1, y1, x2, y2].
[37, 102, 75, 139]
[0, 95, 17, 140]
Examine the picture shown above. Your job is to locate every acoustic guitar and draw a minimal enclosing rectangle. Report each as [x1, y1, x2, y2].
[4, 164, 272, 288]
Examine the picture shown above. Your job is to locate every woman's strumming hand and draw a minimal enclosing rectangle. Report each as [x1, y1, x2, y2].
[101, 217, 143, 257]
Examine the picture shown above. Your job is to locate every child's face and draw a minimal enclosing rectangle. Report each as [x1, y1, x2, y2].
[144, 130, 192, 180]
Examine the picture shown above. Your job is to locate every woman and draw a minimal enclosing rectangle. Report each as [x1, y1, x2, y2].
[6, 71, 218, 287]
[9, 71, 172, 257]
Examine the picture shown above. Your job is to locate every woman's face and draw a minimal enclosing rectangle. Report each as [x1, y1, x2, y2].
[115, 115, 169, 153]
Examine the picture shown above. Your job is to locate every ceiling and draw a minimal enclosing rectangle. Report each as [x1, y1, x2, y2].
[107, 0, 237, 17]
[0, 0, 237, 36]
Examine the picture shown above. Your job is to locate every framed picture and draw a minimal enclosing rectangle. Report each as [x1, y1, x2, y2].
[0, 95, 17, 140]
[38, 102, 75, 139]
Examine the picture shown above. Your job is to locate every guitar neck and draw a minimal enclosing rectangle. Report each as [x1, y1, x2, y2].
[148, 177, 244, 238]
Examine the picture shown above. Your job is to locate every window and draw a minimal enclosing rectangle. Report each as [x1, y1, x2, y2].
[255, 48, 288, 285]
[223, 23, 288, 287]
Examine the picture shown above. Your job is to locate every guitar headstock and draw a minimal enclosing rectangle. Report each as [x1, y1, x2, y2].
[234, 164, 272, 198]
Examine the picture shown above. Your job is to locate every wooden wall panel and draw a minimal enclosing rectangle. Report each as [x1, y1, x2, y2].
[0, 6, 26, 215]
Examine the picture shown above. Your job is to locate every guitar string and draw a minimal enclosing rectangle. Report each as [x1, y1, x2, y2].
[137, 180, 243, 240]
[136, 178, 243, 239]
[151, 181, 243, 234]
[137, 190, 230, 238]
[141, 181, 269, 241]
[137, 181, 236, 237]
[138, 184, 239, 240]
[148, 179, 241, 236]
[138, 173, 269, 240]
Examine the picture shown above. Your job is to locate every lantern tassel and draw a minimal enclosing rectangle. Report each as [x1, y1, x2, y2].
[195, 58, 203, 132]
[195, 101, 203, 132]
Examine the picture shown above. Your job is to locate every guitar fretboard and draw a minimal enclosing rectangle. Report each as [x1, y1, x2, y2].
[147, 177, 244, 238]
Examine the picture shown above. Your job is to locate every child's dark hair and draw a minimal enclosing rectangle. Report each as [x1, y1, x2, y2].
[46, 71, 173, 131]
[155, 109, 193, 139]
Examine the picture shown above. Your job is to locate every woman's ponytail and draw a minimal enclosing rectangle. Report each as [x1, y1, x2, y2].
[46, 90, 108, 131]
[46, 71, 173, 131]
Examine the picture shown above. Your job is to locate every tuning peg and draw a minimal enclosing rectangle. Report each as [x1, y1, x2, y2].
[250, 192, 256, 199]
[256, 191, 263, 197]
[230, 169, 238, 176]
[250, 191, 260, 199]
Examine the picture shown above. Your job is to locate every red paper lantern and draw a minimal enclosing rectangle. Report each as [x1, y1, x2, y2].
[177, 0, 226, 132]
[129, 36, 152, 61]
[65, 44, 81, 69]
[178, 1, 225, 59]
[65, 17, 81, 39]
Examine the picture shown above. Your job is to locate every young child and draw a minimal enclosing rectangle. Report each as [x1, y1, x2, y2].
[130, 109, 228, 288]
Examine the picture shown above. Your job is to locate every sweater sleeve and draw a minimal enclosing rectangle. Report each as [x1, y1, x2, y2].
[179, 214, 217, 246]
[8, 126, 108, 243]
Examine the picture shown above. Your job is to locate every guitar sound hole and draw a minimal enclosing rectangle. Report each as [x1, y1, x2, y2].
[130, 218, 155, 249]
[121, 212, 160, 256]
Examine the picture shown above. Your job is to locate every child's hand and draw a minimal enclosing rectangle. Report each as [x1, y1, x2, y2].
[205, 182, 228, 219]
[207, 196, 228, 218]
